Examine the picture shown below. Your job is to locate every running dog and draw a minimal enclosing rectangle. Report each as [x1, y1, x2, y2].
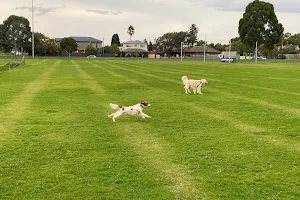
[108, 100, 151, 122]
[182, 76, 208, 94]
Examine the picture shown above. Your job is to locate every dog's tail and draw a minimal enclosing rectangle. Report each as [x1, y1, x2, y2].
[182, 76, 188, 85]
[110, 103, 121, 109]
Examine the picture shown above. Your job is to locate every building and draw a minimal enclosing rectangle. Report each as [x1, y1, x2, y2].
[183, 46, 220, 58]
[119, 40, 148, 57]
[55, 36, 103, 53]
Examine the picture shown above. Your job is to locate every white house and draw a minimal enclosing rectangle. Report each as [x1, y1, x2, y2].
[119, 40, 148, 56]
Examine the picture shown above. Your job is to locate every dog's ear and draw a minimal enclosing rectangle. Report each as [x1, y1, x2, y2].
[141, 100, 144, 103]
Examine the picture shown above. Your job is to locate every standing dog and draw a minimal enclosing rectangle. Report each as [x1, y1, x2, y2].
[182, 76, 208, 94]
[108, 100, 151, 122]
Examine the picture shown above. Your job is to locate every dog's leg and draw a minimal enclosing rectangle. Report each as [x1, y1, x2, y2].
[197, 87, 202, 94]
[141, 112, 151, 119]
[112, 110, 123, 122]
[108, 110, 120, 118]
[193, 89, 197, 94]
[184, 86, 189, 94]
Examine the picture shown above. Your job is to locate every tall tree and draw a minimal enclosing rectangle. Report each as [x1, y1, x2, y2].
[34, 32, 57, 56]
[111, 33, 121, 46]
[143, 39, 148, 45]
[238, 0, 284, 52]
[127, 25, 135, 41]
[60, 37, 78, 57]
[0, 15, 31, 55]
[154, 31, 188, 55]
[148, 41, 153, 51]
[187, 24, 199, 45]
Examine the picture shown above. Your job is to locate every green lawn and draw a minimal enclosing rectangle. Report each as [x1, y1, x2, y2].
[1, 58, 300, 200]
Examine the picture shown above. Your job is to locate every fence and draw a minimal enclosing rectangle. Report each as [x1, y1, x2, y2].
[284, 54, 300, 59]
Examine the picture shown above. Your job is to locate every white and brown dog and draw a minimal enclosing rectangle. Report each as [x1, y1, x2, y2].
[108, 100, 151, 122]
[182, 76, 208, 94]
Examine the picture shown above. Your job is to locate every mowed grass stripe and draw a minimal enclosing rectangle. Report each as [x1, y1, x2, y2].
[115, 60, 300, 97]
[117, 123, 209, 200]
[112, 61, 300, 116]
[210, 88, 300, 118]
[99, 61, 267, 134]
[71, 60, 105, 94]
[84, 60, 151, 88]
[80, 60, 210, 199]
[101, 61, 300, 152]
[100, 60, 300, 198]
[0, 60, 60, 145]
[30, 59, 49, 65]
[113, 59, 300, 98]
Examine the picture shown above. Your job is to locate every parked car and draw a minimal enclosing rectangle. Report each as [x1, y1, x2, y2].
[86, 55, 97, 58]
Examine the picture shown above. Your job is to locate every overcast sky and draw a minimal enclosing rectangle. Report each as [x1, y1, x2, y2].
[0, 0, 299, 44]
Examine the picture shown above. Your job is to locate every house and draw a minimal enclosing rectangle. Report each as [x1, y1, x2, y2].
[183, 46, 220, 58]
[119, 40, 148, 57]
[55, 36, 103, 53]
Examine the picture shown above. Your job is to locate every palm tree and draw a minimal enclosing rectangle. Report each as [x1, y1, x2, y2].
[127, 25, 135, 41]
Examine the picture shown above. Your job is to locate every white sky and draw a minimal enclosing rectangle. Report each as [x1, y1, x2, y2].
[0, 0, 299, 44]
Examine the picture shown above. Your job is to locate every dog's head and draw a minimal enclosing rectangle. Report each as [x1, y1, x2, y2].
[140, 100, 151, 107]
[201, 79, 208, 87]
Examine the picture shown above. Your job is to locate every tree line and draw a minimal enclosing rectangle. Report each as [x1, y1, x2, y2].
[0, 0, 299, 57]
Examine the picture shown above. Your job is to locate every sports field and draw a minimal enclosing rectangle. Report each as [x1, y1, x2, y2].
[1, 58, 300, 199]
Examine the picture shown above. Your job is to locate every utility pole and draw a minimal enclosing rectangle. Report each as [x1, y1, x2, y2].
[181, 42, 183, 62]
[32, 0, 35, 58]
[204, 32, 206, 62]
[103, 38, 104, 57]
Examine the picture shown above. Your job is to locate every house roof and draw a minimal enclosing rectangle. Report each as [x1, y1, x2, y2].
[55, 37, 102, 43]
[122, 40, 147, 45]
[184, 46, 220, 53]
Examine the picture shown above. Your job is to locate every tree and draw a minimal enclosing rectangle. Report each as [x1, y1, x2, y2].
[60, 37, 78, 57]
[214, 43, 226, 52]
[238, 0, 284, 52]
[231, 40, 246, 55]
[208, 43, 215, 48]
[110, 44, 120, 56]
[288, 33, 300, 46]
[33, 32, 57, 56]
[187, 24, 199, 45]
[86, 45, 98, 55]
[0, 15, 31, 55]
[154, 31, 188, 55]
[111, 33, 121, 46]
[99, 45, 111, 54]
[148, 41, 153, 51]
[127, 25, 135, 40]
[197, 40, 205, 46]
[143, 39, 148, 45]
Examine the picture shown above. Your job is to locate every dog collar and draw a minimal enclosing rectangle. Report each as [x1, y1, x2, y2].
[197, 80, 203, 87]
[139, 104, 144, 108]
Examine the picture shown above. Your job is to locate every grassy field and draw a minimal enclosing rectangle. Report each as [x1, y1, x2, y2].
[1, 58, 300, 199]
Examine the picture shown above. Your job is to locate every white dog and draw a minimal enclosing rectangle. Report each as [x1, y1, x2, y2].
[182, 76, 208, 94]
[108, 100, 151, 122]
